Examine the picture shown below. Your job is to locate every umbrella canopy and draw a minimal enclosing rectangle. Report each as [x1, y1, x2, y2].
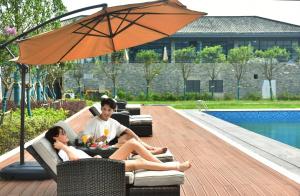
[17, 0, 206, 65]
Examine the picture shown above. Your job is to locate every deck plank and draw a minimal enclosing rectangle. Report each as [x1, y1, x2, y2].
[0, 106, 299, 196]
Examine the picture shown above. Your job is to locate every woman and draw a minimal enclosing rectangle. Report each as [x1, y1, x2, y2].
[45, 126, 191, 172]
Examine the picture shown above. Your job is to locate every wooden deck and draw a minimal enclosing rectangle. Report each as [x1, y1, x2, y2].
[0, 106, 299, 196]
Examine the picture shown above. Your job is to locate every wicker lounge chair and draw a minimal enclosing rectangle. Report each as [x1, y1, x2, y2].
[26, 121, 183, 196]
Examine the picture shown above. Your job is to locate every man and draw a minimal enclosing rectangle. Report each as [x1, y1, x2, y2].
[79, 98, 167, 154]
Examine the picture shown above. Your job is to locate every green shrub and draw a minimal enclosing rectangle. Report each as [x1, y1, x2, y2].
[242, 92, 261, 100]
[137, 92, 147, 101]
[160, 92, 179, 101]
[0, 108, 68, 155]
[224, 93, 235, 100]
[198, 92, 213, 101]
[277, 92, 300, 100]
[117, 89, 134, 101]
[150, 92, 161, 101]
[117, 89, 126, 100]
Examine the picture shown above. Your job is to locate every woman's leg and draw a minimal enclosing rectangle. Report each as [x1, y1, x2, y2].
[117, 133, 167, 155]
[124, 158, 191, 172]
[109, 138, 162, 163]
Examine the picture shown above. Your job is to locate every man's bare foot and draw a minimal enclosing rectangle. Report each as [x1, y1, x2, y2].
[151, 147, 168, 155]
[178, 161, 192, 172]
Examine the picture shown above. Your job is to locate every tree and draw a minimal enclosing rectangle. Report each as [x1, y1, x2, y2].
[174, 46, 197, 99]
[98, 51, 126, 98]
[136, 50, 162, 100]
[0, 34, 17, 112]
[0, 0, 66, 105]
[0, 0, 65, 33]
[227, 46, 254, 100]
[40, 62, 72, 100]
[199, 45, 226, 98]
[70, 62, 85, 99]
[255, 46, 290, 100]
[296, 47, 300, 64]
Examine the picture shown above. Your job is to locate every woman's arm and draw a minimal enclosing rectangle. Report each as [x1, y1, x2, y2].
[54, 141, 80, 161]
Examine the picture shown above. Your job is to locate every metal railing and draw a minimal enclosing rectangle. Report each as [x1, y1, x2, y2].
[196, 100, 208, 111]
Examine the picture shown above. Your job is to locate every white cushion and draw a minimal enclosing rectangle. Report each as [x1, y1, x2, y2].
[130, 149, 174, 162]
[134, 163, 184, 186]
[54, 121, 78, 144]
[126, 104, 141, 109]
[126, 172, 134, 184]
[32, 137, 61, 174]
[130, 115, 152, 119]
[130, 118, 152, 125]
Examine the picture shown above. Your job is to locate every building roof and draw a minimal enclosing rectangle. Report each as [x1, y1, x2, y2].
[174, 16, 300, 37]
[61, 15, 300, 38]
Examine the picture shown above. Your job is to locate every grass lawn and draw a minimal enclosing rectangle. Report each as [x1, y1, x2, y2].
[128, 100, 300, 109]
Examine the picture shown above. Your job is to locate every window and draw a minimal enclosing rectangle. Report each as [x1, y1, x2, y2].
[209, 80, 223, 93]
[250, 40, 259, 50]
[186, 80, 200, 93]
[276, 40, 293, 53]
[260, 40, 276, 50]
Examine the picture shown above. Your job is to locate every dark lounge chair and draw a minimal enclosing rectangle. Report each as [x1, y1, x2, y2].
[89, 104, 152, 137]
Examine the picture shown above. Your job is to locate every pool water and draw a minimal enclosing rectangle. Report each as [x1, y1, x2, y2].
[205, 111, 300, 149]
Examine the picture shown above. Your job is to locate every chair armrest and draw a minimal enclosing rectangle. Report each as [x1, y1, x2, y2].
[116, 101, 127, 110]
[111, 113, 130, 127]
[89, 106, 100, 116]
[57, 158, 126, 196]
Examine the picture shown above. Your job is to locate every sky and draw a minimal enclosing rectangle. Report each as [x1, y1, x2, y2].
[62, 0, 300, 26]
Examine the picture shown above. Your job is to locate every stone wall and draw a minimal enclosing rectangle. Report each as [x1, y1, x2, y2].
[64, 62, 300, 98]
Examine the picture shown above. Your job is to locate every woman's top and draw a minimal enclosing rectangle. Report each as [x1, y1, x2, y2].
[58, 146, 91, 161]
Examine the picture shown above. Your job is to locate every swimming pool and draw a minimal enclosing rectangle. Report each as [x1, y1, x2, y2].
[205, 111, 300, 149]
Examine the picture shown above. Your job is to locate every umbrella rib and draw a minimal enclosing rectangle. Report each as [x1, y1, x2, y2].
[106, 13, 116, 52]
[114, 9, 131, 35]
[111, 14, 169, 37]
[73, 16, 102, 35]
[73, 32, 108, 37]
[77, 22, 110, 37]
[114, 12, 200, 15]
[114, 14, 145, 36]
[57, 15, 105, 63]
[74, 16, 110, 37]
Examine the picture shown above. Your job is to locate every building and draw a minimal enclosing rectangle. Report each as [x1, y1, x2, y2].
[63, 16, 300, 98]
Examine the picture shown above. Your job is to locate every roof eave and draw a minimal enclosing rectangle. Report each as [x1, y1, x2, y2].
[171, 32, 300, 38]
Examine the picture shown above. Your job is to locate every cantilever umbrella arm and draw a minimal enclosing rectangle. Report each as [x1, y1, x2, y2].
[0, 3, 108, 50]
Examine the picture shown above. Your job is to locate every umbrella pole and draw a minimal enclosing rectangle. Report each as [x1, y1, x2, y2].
[0, 63, 50, 180]
[19, 63, 27, 165]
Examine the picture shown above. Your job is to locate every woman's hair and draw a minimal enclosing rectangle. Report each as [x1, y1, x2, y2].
[45, 126, 68, 161]
[101, 98, 117, 109]
[45, 126, 63, 146]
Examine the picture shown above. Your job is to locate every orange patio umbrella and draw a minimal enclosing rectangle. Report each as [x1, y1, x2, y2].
[17, 0, 206, 65]
[0, 0, 206, 180]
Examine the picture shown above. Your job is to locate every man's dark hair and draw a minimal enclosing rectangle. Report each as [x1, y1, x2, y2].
[101, 98, 116, 109]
